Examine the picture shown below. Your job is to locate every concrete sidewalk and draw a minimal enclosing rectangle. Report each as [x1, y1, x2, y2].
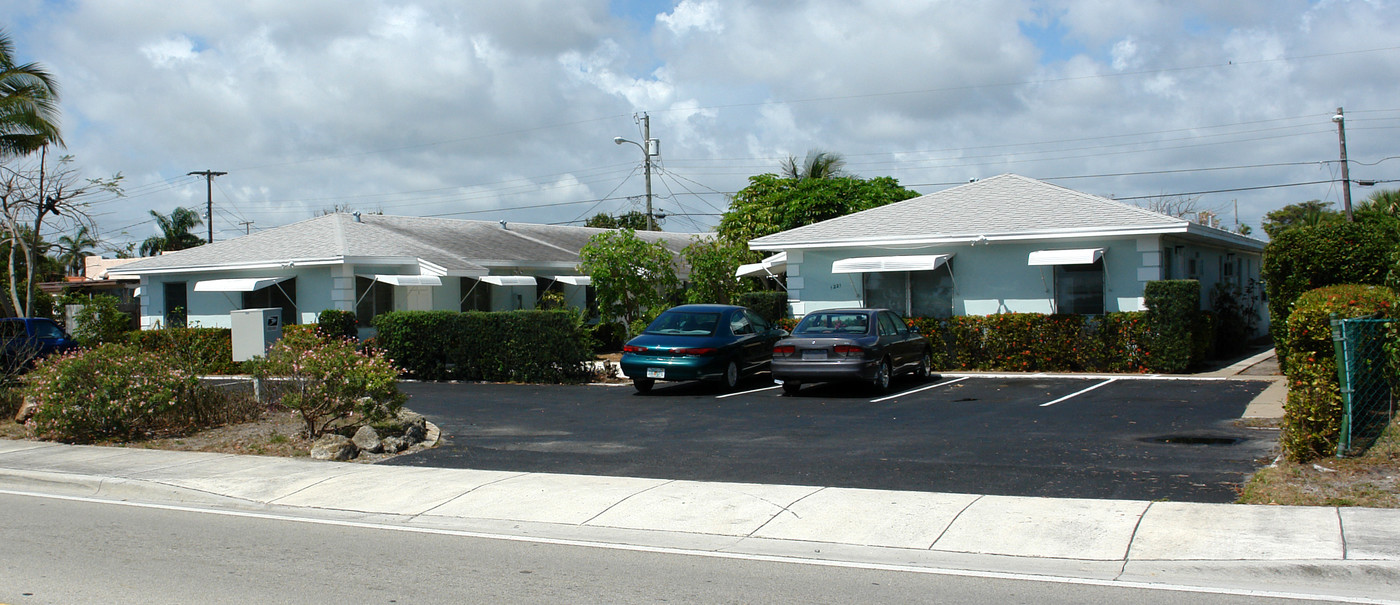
[2, 437, 1398, 602]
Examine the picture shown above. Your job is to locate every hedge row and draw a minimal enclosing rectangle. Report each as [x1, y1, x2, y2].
[1280, 284, 1396, 462]
[371, 310, 594, 382]
[904, 312, 1156, 373]
[1262, 222, 1397, 370]
[126, 327, 242, 374]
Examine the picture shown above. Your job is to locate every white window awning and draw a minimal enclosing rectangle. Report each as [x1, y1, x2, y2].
[831, 254, 952, 274]
[735, 252, 788, 278]
[358, 274, 443, 287]
[194, 276, 292, 292]
[553, 275, 592, 286]
[1027, 248, 1105, 266]
[479, 276, 538, 287]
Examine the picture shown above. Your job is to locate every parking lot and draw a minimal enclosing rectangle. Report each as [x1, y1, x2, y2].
[388, 374, 1275, 503]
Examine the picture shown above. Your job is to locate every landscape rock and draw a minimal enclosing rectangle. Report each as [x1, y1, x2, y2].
[310, 434, 358, 461]
[14, 396, 38, 423]
[352, 426, 383, 454]
[381, 436, 407, 454]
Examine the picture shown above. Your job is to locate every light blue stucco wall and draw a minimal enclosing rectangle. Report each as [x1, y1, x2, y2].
[780, 234, 1266, 334]
[136, 265, 597, 330]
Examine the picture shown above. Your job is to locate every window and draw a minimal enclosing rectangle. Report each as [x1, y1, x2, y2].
[460, 277, 490, 312]
[1053, 260, 1104, 315]
[163, 282, 187, 327]
[877, 312, 902, 337]
[860, 265, 954, 318]
[356, 277, 394, 327]
[242, 277, 297, 325]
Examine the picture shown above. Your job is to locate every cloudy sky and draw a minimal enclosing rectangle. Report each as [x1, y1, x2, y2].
[5, 0, 1399, 252]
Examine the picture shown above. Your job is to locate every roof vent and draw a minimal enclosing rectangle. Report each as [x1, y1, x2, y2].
[499, 220, 508, 230]
[352, 211, 362, 223]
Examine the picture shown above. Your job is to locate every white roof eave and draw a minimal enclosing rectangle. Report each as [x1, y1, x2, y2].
[749, 224, 1193, 251]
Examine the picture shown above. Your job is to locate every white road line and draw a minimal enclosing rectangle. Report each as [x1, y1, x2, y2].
[716, 385, 781, 398]
[870, 377, 970, 403]
[1039, 378, 1118, 407]
[940, 372, 1232, 381]
[0, 489, 1386, 605]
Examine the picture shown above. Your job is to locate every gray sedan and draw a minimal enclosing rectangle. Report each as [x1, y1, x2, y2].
[770, 308, 933, 394]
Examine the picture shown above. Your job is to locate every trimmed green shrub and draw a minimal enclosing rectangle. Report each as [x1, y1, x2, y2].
[250, 329, 405, 438]
[1263, 222, 1396, 368]
[904, 311, 1151, 373]
[373, 310, 594, 382]
[1280, 284, 1396, 462]
[1144, 280, 1200, 373]
[127, 327, 241, 374]
[317, 309, 359, 341]
[737, 291, 788, 324]
[24, 344, 215, 443]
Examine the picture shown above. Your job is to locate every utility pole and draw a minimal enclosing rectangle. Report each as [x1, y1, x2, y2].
[612, 113, 660, 230]
[188, 170, 227, 242]
[239, 220, 254, 235]
[1332, 108, 1353, 222]
[641, 113, 655, 231]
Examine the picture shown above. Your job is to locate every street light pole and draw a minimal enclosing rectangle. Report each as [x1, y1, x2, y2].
[613, 113, 659, 230]
[1333, 107, 1353, 222]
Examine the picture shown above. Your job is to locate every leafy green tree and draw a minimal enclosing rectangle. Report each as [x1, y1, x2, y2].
[250, 329, 405, 439]
[140, 207, 204, 256]
[1261, 200, 1343, 239]
[578, 228, 679, 329]
[0, 30, 62, 159]
[681, 236, 751, 305]
[1359, 188, 1400, 216]
[585, 210, 657, 231]
[67, 293, 130, 346]
[717, 174, 919, 244]
[779, 149, 846, 180]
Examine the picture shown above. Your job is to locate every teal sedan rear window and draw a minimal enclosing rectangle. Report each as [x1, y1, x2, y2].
[644, 312, 721, 336]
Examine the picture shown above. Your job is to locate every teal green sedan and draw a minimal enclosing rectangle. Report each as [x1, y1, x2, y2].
[620, 304, 787, 393]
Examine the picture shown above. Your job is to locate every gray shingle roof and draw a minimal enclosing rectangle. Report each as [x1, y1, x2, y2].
[749, 173, 1193, 248]
[111, 213, 706, 274]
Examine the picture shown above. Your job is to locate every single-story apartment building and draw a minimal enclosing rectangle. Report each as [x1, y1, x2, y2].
[744, 174, 1268, 333]
[109, 212, 703, 335]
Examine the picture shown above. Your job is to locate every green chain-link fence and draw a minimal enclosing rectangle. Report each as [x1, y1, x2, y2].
[1332, 317, 1398, 455]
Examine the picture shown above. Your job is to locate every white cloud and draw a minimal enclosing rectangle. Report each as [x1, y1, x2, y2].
[140, 35, 199, 68]
[0, 0, 1396, 248]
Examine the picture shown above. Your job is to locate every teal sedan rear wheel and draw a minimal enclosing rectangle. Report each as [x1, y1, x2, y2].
[722, 360, 739, 390]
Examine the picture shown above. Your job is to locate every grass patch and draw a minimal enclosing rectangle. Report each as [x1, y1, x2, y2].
[1238, 415, 1400, 507]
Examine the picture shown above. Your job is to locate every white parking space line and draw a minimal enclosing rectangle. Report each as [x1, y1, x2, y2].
[716, 385, 782, 399]
[939, 372, 1228, 382]
[1039, 378, 1118, 407]
[869, 377, 970, 403]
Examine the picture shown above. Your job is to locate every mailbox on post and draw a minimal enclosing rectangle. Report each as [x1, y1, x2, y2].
[230, 307, 282, 362]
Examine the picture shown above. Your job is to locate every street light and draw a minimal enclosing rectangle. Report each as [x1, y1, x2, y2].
[613, 113, 659, 231]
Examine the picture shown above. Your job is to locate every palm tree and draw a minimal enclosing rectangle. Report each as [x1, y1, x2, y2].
[0, 29, 62, 159]
[140, 207, 204, 256]
[56, 224, 98, 276]
[779, 150, 846, 180]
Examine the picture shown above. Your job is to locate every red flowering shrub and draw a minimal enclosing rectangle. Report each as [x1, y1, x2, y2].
[1281, 284, 1396, 461]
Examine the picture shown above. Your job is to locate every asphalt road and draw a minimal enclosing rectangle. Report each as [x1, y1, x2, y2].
[388, 375, 1274, 503]
[0, 492, 1328, 605]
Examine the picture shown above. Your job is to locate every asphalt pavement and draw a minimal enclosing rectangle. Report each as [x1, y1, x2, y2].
[387, 374, 1273, 502]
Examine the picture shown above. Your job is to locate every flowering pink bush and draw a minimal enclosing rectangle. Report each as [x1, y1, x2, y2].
[250, 329, 404, 439]
[25, 344, 207, 443]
